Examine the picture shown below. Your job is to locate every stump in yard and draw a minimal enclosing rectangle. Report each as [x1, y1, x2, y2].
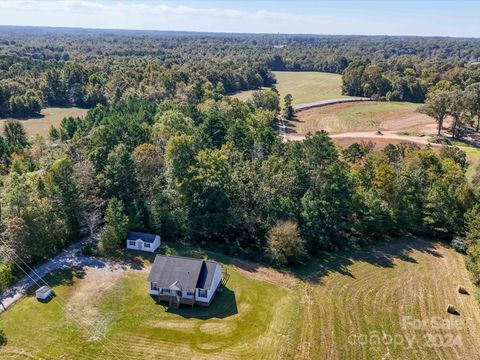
[458, 285, 469, 295]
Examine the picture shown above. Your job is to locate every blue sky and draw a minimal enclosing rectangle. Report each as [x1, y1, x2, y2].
[0, 0, 479, 37]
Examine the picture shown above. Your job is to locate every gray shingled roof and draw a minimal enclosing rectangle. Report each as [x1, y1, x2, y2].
[197, 261, 217, 289]
[127, 231, 157, 243]
[148, 255, 218, 291]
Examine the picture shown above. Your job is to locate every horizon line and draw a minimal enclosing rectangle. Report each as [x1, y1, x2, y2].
[0, 24, 478, 40]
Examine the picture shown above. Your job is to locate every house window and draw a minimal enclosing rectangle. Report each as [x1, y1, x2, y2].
[151, 283, 159, 291]
[129, 240, 136, 246]
[186, 291, 194, 296]
[161, 288, 170, 295]
[198, 289, 207, 298]
[144, 243, 150, 248]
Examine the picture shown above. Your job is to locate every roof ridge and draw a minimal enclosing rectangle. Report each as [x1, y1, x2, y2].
[154, 254, 218, 264]
[155, 254, 204, 262]
[128, 231, 157, 234]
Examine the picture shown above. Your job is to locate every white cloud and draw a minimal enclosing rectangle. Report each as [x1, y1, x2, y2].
[0, 0, 337, 33]
[0, 0, 477, 37]
[0, 1, 273, 19]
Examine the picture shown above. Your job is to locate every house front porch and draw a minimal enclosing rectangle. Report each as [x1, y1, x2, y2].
[157, 293, 195, 308]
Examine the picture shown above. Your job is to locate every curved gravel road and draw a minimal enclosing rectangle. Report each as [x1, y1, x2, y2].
[293, 97, 371, 112]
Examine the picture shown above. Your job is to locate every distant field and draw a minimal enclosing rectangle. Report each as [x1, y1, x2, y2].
[231, 71, 349, 105]
[2, 237, 480, 359]
[288, 101, 431, 135]
[0, 107, 88, 138]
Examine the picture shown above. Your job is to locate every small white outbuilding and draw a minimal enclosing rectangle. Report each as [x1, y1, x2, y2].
[36, 286, 52, 300]
[126, 232, 161, 252]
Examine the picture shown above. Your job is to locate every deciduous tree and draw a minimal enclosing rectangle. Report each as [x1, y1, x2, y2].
[267, 221, 307, 265]
[418, 90, 451, 136]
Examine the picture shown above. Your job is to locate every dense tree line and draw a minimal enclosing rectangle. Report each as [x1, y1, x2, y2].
[1, 28, 480, 289]
[342, 58, 480, 103]
[418, 81, 480, 138]
[1, 88, 480, 290]
[2, 27, 480, 118]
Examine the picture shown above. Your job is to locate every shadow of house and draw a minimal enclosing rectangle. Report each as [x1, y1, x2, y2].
[165, 287, 238, 320]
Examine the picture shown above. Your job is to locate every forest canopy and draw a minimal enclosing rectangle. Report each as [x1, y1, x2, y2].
[1, 27, 480, 118]
[1, 28, 480, 291]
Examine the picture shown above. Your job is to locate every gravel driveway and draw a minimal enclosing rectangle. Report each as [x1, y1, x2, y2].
[0, 238, 107, 314]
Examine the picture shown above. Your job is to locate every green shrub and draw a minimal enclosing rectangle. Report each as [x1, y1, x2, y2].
[267, 221, 307, 266]
[0, 263, 14, 293]
[451, 237, 468, 253]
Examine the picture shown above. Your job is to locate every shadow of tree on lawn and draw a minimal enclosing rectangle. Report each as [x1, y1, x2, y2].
[290, 236, 444, 284]
[0, 330, 7, 346]
[196, 235, 445, 287]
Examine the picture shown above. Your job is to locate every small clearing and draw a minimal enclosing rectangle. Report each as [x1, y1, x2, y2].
[0, 255, 299, 360]
[230, 71, 350, 105]
[288, 101, 434, 136]
[0, 107, 88, 138]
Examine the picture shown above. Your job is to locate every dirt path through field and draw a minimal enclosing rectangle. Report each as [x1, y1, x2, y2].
[330, 130, 434, 146]
[285, 130, 438, 149]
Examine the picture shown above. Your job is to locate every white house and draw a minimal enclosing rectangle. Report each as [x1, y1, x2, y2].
[148, 255, 223, 307]
[36, 286, 53, 300]
[126, 232, 160, 252]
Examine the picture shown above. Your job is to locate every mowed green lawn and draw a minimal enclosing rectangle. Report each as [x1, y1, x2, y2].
[295, 237, 480, 359]
[1, 238, 480, 359]
[0, 107, 88, 138]
[0, 249, 300, 360]
[337, 102, 419, 122]
[231, 71, 350, 105]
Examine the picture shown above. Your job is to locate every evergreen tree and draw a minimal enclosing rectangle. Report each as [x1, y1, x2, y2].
[283, 93, 294, 120]
[4, 120, 28, 153]
[99, 198, 129, 253]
